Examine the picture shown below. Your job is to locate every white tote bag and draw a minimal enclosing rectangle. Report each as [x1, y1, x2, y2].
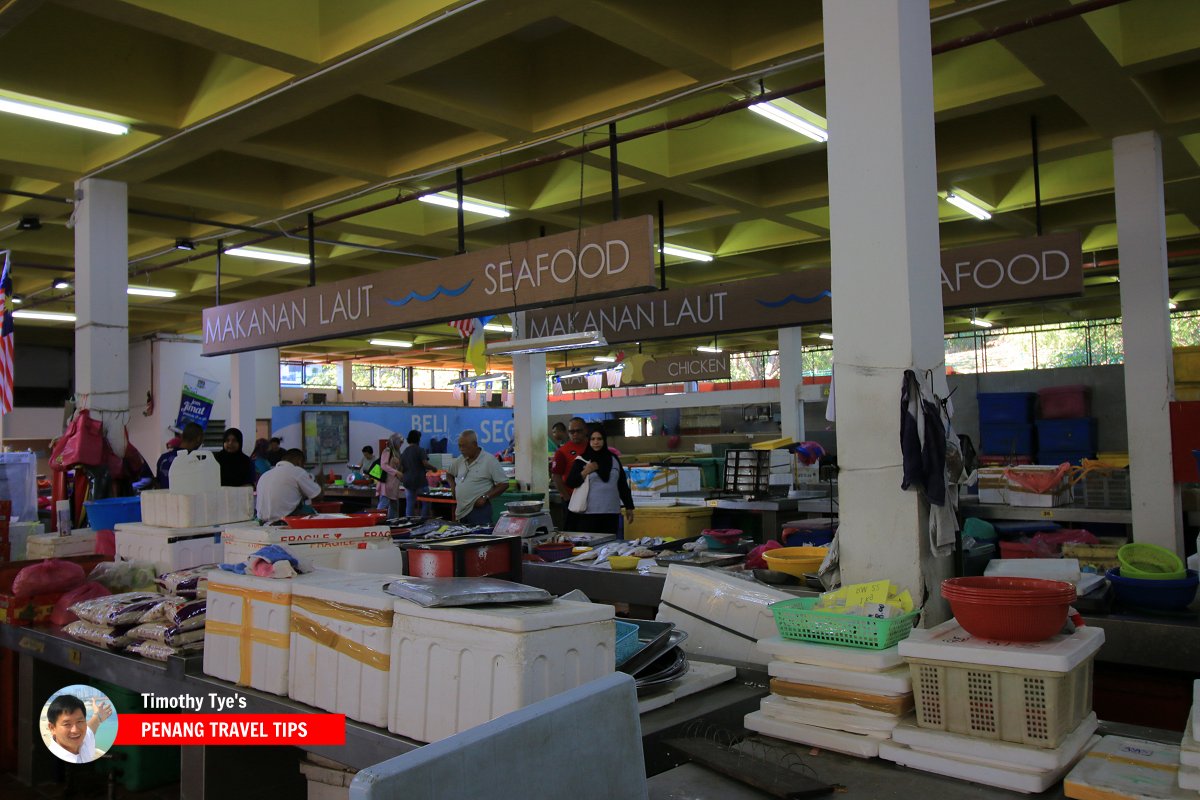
[568, 457, 590, 514]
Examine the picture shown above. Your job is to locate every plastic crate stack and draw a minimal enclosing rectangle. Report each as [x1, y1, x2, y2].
[742, 599, 919, 759]
[1181, 680, 1200, 794]
[1035, 385, 1097, 466]
[881, 619, 1105, 793]
[977, 392, 1036, 464]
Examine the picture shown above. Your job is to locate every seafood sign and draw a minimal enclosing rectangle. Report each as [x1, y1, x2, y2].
[201, 216, 656, 355]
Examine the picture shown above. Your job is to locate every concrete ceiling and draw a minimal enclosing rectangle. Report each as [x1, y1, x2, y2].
[1, 0, 1200, 371]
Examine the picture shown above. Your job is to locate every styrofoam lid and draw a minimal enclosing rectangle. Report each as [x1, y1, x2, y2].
[394, 597, 614, 631]
[116, 522, 222, 535]
[222, 525, 391, 543]
[757, 635, 904, 671]
[29, 530, 96, 543]
[207, 569, 308, 593]
[289, 569, 403, 612]
[898, 619, 1104, 671]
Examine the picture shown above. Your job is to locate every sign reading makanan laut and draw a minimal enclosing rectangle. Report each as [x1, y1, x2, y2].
[527, 232, 1082, 344]
[201, 216, 656, 356]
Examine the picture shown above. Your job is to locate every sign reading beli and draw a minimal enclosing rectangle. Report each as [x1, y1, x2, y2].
[527, 232, 1083, 344]
[201, 217, 656, 355]
[560, 351, 731, 390]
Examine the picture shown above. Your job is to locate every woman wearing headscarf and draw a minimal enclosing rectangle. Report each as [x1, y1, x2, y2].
[565, 423, 635, 537]
[379, 433, 406, 518]
[214, 428, 256, 487]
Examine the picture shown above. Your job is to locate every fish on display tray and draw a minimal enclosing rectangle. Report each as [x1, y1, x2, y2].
[568, 537, 664, 567]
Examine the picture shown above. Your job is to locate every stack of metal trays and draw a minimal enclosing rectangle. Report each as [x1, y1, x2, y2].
[617, 619, 691, 696]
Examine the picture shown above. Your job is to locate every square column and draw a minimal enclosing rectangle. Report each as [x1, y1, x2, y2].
[229, 347, 279, 439]
[74, 178, 128, 452]
[511, 312, 548, 496]
[337, 360, 355, 402]
[778, 327, 805, 442]
[1114, 131, 1183, 554]
[823, 0, 951, 616]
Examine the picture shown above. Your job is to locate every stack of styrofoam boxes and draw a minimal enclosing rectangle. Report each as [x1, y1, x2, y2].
[204, 570, 306, 696]
[289, 571, 403, 728]
[744, 636, 914, 758]
[388, 597, 615, 742]
[655, 565, 790, 665]
[220, 524, 395, 569]
[26, 529, 98, 558]
[1066, 735, 1190, 799]
[1005, 465, 1074, 509]
[114, 522, 223, 574]
[1035, 385, 1096, 466]
[977, 392, 1036, 465]
[140, 486, 254, 528]
[1179, 681, 1200, 793]
[881, 619, 1104, 794]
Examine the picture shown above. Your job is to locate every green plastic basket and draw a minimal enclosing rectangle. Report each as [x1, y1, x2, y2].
[1118, 542, 1185, 580]
[769, 597, 920, 650]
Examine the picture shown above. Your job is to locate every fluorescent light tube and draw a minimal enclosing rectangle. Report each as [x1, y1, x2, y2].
[483, 323, 513, 332]
[14, 310, 76, 322]
[660, 245, 714, 263]
[945, 192, 992, 220]
[449, 371, 508, 387]
[487, 330, 606, 356]
[748, 102, 828, 143]
[1170, 301, 1178, 310]
[696, 345, 723, 353]
[0, 97, 128, 135]
[53, 279, 71, 290]
[128, 286, 177, 298]
[419, 193, 510, 218]
[818, 332, 834, 341]
[368, 338, 413, 348]
[969, 318, 993, 328]
[226, 247, 310, 265]
[593, 356, 616, 363]
[10, 296, 21, 305]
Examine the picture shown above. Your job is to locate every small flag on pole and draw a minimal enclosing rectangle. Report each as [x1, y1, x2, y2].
[0, 252, 13, 415]
[448, 319, 475, 338]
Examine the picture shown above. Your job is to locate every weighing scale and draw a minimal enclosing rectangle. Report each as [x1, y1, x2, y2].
[492, 506, 556, 553]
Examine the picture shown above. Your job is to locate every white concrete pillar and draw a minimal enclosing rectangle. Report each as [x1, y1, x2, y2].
[510, 312, 548, 496]
[74, 178, 128, 453]
[337, 360, 355, 402]
[229, 353, 257, 436]
[778, 327, 805, 442]
[824, 0, 951, 615]
[1114, 131, 1184, 554]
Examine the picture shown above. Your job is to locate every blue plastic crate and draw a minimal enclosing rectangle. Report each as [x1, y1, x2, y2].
[1035, 418, 1097, 451]
[979, 423, 1035, 456]
[1036, 450, 1094, 466]
[978, 392, 1036, 424]
[614, 620, 642, 666]
[84, 496, 142, 530]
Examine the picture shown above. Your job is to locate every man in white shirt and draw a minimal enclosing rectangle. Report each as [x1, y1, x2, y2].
[45, 693, 111, 764]
[446, 429, 508, 526]
[255, 449, 323, 522]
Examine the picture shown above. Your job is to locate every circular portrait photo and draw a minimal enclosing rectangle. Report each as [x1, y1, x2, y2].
[40, 685, 116, 764]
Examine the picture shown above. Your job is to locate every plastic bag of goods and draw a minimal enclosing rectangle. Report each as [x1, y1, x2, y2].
[69, 592, 165, 626]
[128, 622, 206, 647]
[156, 564, 219, 599]
[87, 560, 159, 593]
[49, 582, 112, 626]
[141, 596, 206, 630]
[128, 640, 204, 662]
[63, 620, 136, 650]
[12, 559, 85, 596]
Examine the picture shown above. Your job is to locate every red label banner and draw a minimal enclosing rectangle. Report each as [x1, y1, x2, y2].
[114, 714, 346, 746]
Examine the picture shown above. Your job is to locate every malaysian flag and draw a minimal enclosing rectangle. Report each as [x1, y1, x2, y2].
[0, 252, 13, 415]
[448, 318, 475, 338]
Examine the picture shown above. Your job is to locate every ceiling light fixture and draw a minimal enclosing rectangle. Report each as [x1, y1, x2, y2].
[1169, 301, 1178, 310]
[17, 216, 40, 231]
[969, 317, 993, 328]
[226, 247, 310, 265]
[0, 97, 128, 135]
[748, 101, 829, 143]
[418, 193, 510, 218]
[9, 295, 21, 305]
[175, 239, 196, 251]
[696, 345, 723, 353]
[14, 310, 76, 322]
[818, 332, 834, 341]
[368, 338, 413, 348]
[593, 355, 617, 363]
[127, 286, 177, 298]
[53, 278, 71, 290]
[448, 371, 508, 387]
[660, 244, 714, 263]
[945, 191, 992, 220]
[487, 330, 606, 356]
[483, 323, 513, 333]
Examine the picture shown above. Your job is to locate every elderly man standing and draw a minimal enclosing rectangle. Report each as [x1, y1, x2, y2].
[446, 429, 508, 527]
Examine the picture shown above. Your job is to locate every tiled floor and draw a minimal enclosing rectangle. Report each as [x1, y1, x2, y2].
[1, 772, 180, 800]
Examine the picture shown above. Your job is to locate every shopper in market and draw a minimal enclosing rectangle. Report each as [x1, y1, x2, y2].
[446, 428, 508, 526]
[265, 436, 284, 466]
[44, 693, 111, 764]
[548, 420, 567, 452]
[249, 437, 272, 480]
[551, 416, 589, 529]
[378, 433, 406, 518]
[255, 448, 323, 522]
[565, 423, 635, 536]
[214, 427, 255, 487]
[154, 422, 204, 489]
[400, 429, 436, 519]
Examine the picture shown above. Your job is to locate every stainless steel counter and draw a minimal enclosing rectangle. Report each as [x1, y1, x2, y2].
[959, 497, 1132, 525]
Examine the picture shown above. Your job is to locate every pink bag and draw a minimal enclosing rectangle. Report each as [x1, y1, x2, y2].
[50, 410, 104, 471]
[11, 559, 86, 596]
[50, 582, 111, 626]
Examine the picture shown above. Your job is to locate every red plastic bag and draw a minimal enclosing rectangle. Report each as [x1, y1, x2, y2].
[12, 559, 86, 596]
[1004, 464, 1071, 494]
[746, 540, 783, 571]
[50, 582, 111, 626]
[50, 410, 104, 471]
[1030, 529, 1098, 556]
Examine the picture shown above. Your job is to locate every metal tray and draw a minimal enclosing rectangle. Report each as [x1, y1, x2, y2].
[654, 551, 745, 569]
[621, 627, 689, 678]
[635, 647, 689, 696]
[648, 535, 701, 553]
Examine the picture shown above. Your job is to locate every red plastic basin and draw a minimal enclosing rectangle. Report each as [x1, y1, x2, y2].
[942, 577, 1075, 642]
[282, 514, 378, 529]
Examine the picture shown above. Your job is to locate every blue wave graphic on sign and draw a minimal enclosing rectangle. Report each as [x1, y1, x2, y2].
[756, 290, 831, 308]
[384, 280, 473, 307]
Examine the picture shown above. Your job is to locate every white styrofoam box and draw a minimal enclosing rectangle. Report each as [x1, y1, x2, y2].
[1008, 487, 1072, 508]
[337, 547, 405, 574]
[389, 598, 615, 743]
[5, 520, 43, 560]
[1066, 736, 1191, 800]
[204, 571, 302, 695]
[898, 619, 1104, 672]
[881, 735, 1098, 795]
[0, 452, 38, 522]
[744, 710, 887, 758]
[759, 695, 903, 734]
[26, 529, 96, 558]
[893, 712, 1098, 772]
[168, 450, 220, 494]
[223, 525, 392, 545]
[766, 693, 905, 720]
[977, 467, 1008, 504]
[114, 522, 222, 574]
[757, 636, 904, 672]
[984, 557, 1081, 584]
[299, 757, 354, 800]
[768, 660, 912, 696]
[1181, 717, 1200, 769]
[141, 487, 254, 528]
[636, 661, 737, 715]
[656, 565, 790, 665]
[1180, 765, 1200, 793]
[289, 571, 403, 727]
[221, 529, 395, 569]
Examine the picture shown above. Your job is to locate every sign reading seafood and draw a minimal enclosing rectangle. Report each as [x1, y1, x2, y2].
[201, 216, 655, 355]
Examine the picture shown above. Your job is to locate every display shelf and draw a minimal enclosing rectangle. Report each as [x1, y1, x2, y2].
[959, 497, 1132, 525]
